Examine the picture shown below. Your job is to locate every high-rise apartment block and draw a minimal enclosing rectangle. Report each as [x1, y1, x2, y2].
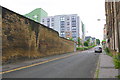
[41, 14, 83, 41]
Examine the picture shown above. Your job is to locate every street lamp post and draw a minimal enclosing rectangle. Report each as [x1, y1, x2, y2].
[97, 19, 106, 49]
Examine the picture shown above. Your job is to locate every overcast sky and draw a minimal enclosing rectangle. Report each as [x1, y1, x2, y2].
[0, 0, 106, 41]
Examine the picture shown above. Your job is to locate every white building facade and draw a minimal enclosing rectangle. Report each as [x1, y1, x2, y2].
[41, 14, 82, 41]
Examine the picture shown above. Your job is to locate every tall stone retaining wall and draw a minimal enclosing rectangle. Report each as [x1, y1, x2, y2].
[1, 7, 74, 64]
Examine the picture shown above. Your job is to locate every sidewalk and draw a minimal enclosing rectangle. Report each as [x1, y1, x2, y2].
[98, 52, 119, 78]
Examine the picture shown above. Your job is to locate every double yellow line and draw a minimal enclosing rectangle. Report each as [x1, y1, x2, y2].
[0, 53, 78, 74]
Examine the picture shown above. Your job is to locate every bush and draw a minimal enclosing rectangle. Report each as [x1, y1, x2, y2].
[116, 75, 120, 79]
[104, 47, 113, 57]
[84, 47, 89, 50]
[113, 53, 120, 69]
[87, 45, 96, 49]
[88, 46, 92, 48]
[105, 47, 110, 53]
[76, 45, 96, 51]
[84, 41, 89, 47]
[76, 47, 84, 50]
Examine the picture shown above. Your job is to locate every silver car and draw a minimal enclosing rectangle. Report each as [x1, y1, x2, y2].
[94, 46, 102, 53]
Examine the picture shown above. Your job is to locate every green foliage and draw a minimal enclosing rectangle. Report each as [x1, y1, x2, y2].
[76, 45, 95, 51]
[87, 38, 90, 42]
[104, 48, 120, 69]
[113, 53, 120, 69]
[77, 37, 82, 46]
[96, 39, 100, 45]
[116, 75, 120, 79]
[84, 47, 89, 50]
[88, 46, 92, 48]
[104, 47, 113, 57]
[76, 47, 84, 50]
[89, 45, 96, 48]
[69, 37, 74, 41]
[84, 41, 89, 47]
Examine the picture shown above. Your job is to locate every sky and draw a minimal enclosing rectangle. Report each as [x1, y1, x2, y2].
[0, 0, 106, 41]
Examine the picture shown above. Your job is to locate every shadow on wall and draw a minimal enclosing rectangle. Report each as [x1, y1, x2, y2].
[2, 6, 75, 64]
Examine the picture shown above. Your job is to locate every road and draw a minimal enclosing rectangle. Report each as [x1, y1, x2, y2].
[3, 49, 100, 78]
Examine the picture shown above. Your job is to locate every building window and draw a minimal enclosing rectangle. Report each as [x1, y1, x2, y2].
[72, 31, 76, 33]
[66, 32, 70, 35]
[67, 27, 70, 29]
[71, 16, 76, 20]
[51, 23, 54, 27]
[51, 18, 54, 21]
[72, 27, 76, 29]
[72, 29, 76, 30]
[60, 17, 65, 21]
[67, 22, 70, 25]
[47, 18, 50, 22]
[60, 21, 65, 26]
[67, 27, 70, 31]
[61, 33, 65, 34]
[72, 36, 76, 38]
[61, 32, 65, 37]
[72, 27, 76, 30]
[61, 28, 65, 31]
[67, 29, 70, 31]
[72, 21, 76, 26]
[42, 19, 44, 23]
[61, 26, 64, 28]
[33, 15, 38, 19]
[67, 18, 69, 20]
[61, 31, 64, 33]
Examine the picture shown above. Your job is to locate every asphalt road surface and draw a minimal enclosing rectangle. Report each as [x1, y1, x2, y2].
[3, 49, 100, 78]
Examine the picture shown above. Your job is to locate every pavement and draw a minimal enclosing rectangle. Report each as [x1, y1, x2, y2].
[98, 51, 119, 78]
[2, 49, 99, 78]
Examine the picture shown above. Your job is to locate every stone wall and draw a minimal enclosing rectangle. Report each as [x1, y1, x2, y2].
[105, 1, 120, 52]
[2, 7, 74, 64]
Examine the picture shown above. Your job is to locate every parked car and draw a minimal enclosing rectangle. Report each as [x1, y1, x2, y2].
[94, 46, 102, 53]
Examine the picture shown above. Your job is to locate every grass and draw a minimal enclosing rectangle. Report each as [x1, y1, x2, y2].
[116, 75, 120, 79]
[96, 69, 100, 78]
[76, 47, 84, 50]
[113, 53, 120, 69]
[104, 47, 113, 57]
[104, 48, 120, 69]
[76, 47, 89, 51]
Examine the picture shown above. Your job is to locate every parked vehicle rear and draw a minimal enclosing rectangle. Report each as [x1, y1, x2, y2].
[94, 46, 102, 53]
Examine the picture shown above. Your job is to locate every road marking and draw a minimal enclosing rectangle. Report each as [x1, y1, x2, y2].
[0, 53, 78, 74]
[94, 54, 100, 78]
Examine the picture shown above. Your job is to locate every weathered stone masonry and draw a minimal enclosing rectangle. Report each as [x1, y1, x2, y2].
[105, 1, 120, 53]
[1, 7, 74, 63]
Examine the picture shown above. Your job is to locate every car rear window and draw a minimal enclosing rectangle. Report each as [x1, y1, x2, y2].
[95, 47, 102, 49]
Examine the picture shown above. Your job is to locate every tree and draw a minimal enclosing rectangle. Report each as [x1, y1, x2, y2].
[77, 37, 82, 47]
[87, 38, 90, 42]
[69, 37, 74, 41]
[96, 39, 100, 45]
[84, 41, 89, 47]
